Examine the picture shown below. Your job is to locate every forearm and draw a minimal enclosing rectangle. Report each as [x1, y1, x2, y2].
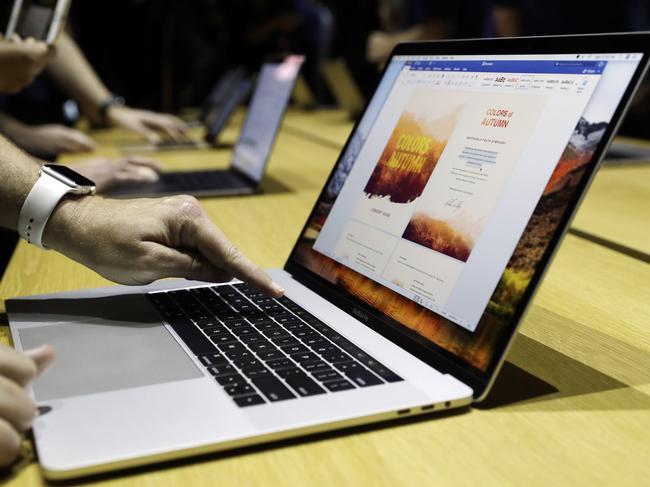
[47, 32, 110, 124]
[0, 135, 42, 230]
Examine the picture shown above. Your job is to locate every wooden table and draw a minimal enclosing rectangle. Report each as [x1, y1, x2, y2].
[1, 114, 649, 486]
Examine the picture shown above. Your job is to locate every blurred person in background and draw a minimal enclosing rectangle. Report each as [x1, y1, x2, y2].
[490, 0, 650, 138]
[366, 0, 489, 67]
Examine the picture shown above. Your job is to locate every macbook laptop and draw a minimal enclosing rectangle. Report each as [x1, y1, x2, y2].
[7, 33, 649, 479]
[109, 56, 304, 198]
[322, 58, 366, 118]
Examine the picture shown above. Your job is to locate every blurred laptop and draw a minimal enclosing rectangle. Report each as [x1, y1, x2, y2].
[321, 58, 365, 118]
[604, 138, 650, 164]
[109, 55, 304, 198]
[123, 69, 253, 153]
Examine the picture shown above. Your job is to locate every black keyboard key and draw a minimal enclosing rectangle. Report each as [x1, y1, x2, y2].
[358, 359, 403, 383]
[223, 319, 248, 329]
[263, 329, 290, 339]
[271, 336, 300, 347]
[284, 373, 326, 397]
[247, 315, 273, 324]
[242, 367, 270, 378]
[257, 350, 286, 361]
[218, 342, 246, 353]
[273, 314, 299, 325]
[196, 319, 221, 329]
[251, 376, 296, 402]
[215, 373, 245, 386]
[294, 329, 318, 340]
[224, 383, 255, 396]
[253, 321, 278, 331]
[311, 343, 338, 355]
[302, 361, 330, 373]
[207, 364, 236, 376]
[203, 325, 227, 336]
[345, 369, 383, 387]
[320, 351, 352, 364]
[312, 369, 343, 382]
[198, 353, 227, 366]
[210, 333, 238, 345]
[240, 333, 266, 344]
[292, 352, 320, 364]
[248, 341, 274, 353]
[163, 315, 216, 356]
[223, 349, 251, 360]
[231, 326, 256, 337]
[284, 321, 308, 331]
[234, 394, 265, 407]
[335, 361, 362, 373]
[234, 358, 263, 370]
[281, 344, 309, 355]
[324, 379, 355, 392]
[276, 367, 304, 379]
[266, 358, 295, 370]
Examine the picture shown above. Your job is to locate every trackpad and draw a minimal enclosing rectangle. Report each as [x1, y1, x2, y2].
[19, 321, 203, 401]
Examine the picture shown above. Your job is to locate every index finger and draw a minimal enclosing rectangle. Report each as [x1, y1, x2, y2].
[192, 217, 284, 297]
[0, 344, 37, 386]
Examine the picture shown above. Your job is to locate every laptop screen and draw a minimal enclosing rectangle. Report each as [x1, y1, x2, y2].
[231, 55, 304, 182]
[289, 50, 643, 374]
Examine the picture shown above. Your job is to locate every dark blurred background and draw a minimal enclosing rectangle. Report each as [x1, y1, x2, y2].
[1, 0, 649, 137]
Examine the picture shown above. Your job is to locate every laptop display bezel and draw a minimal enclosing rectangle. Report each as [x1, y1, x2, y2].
[283, 33, 650, 400]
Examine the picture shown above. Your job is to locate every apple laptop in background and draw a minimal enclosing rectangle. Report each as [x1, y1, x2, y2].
[7, 34, 649, 480]
[321, 58, 365, 118]
[604, 139, 650, 164]
[108, 55, 304, 198]
[6, 0, 70, 45]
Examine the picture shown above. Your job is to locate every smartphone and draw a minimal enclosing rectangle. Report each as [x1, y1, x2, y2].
[5, 0, 70, 45]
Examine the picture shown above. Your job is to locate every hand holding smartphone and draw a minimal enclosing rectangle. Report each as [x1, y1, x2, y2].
[5, 0, 71, 45]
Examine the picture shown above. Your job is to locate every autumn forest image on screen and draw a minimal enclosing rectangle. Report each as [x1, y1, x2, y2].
[363, 89, 462, 204]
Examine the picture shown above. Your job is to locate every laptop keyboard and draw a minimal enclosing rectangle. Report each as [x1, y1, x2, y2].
[160, 170, 250, 192]
[147, 283, 402, 407]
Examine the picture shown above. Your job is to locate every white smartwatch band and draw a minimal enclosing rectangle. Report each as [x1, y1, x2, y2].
[17, 172, 75, 250]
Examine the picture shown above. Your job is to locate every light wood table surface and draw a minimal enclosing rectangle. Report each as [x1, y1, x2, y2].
[1, 117, 649, 486]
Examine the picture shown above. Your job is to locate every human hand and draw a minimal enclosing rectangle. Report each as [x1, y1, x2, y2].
[69, 157, 160, 193]
[0, 344, 54, 467]
[44, 194, 284, 296]
[0, 34, 54, 94]
[366, 31, 397, 64]
[106, 106, 188, 145]
[10, 124, 96, 158]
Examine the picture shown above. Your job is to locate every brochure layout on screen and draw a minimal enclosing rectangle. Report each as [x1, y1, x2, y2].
[314, 59, 605, 331]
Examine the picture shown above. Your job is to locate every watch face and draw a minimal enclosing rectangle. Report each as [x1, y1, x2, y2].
[43, 164, 96, 188]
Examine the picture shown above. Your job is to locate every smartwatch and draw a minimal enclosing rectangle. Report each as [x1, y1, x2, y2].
[18, 165, 96, 250]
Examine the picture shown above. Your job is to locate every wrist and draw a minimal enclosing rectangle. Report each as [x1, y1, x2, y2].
[99, 95, 126, 126]
[43, 195, 96, 254]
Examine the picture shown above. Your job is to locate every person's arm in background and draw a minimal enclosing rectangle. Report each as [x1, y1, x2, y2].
[367, 19, 449, 65]
[491, 0, 522, 37]
[46, 32, 187, 144]
[0, 110, 95, 158]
